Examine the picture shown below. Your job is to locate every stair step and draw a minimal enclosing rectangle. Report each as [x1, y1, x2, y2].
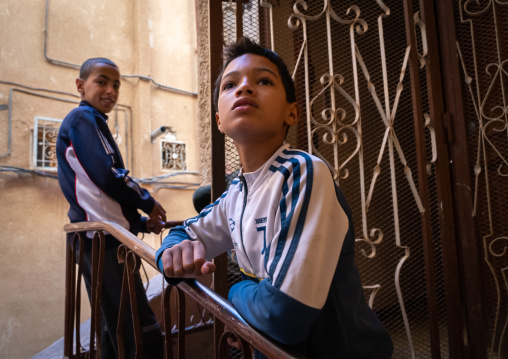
[31, 274, 165, 359]
[31, 320, 90, 359]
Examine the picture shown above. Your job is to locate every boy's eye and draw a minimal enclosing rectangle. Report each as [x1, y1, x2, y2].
[222, 82, 235, 91]
[258, 78, 273, 86]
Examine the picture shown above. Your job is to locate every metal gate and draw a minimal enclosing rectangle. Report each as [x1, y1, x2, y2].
[207, 1, 508, 358]
[436, 1, 508, 358]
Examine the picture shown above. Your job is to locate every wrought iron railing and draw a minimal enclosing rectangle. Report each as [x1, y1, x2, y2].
[63, 220, 304, 359]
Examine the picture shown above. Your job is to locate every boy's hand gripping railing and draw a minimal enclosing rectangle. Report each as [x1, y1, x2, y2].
[63, 220, 305, 359]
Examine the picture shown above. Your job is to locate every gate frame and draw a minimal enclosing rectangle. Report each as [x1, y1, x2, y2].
[207, 1, 487, 358]
[434, 1, 488, 358]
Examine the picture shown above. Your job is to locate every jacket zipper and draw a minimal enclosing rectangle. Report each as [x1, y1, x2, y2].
[239, 175, 255, 274]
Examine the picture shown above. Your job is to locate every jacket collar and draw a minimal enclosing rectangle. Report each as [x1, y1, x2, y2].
[79, 100, 108, 119]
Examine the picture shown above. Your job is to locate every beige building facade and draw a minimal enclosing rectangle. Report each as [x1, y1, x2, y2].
[0, 1, 208, 357]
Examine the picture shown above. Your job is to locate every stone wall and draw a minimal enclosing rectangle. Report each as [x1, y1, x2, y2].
[197, 0, 212, 185]
[0, 1, 201, 357]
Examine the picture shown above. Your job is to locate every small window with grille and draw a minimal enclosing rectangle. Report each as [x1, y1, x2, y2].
[161, 139, 186, 171]
[33, 117, 61, 171]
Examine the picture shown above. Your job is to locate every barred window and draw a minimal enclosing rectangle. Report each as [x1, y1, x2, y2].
[33, 117, 61, 171]
[161, 139, 186, 171]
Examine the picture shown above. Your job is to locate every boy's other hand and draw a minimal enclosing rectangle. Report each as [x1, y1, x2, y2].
[226, 330, 241, 350]
[150, 200, 167, 222]
[146, 217, 165, 234]
[161, 240, 216, 278]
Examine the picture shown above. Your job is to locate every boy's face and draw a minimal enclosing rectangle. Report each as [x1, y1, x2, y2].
[215, 54, 298, 146]
[76, 63, 120, 114]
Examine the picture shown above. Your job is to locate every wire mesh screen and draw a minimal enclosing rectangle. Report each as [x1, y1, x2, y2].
[217, 1, 450, 357]
[454, 1, 508, 357]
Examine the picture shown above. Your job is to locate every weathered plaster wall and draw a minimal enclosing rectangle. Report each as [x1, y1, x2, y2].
[197, 0, 212, 184]
[0, 1, 201, 357]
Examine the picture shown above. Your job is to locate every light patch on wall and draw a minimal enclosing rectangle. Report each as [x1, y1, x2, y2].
[0, 4, 10, 16]
[0, 316, 20, 351]
[149, 33, 154, 48]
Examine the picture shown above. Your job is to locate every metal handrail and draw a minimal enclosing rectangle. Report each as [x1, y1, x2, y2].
[64, 221, 304, 359]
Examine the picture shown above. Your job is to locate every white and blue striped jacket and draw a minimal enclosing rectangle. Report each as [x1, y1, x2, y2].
[156, 143, 392, 358]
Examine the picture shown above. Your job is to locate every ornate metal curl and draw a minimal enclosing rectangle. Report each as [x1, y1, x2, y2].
[462, 0, 494, 17]
[413, 12, 428, 69]
[363, 284, 381, 309]
[116, 245, 143, 359]
[423, 113, 437, 176]
[356, 227, 384, 259]
[163, 284, 186, 359]
[484, 235, 508, 358]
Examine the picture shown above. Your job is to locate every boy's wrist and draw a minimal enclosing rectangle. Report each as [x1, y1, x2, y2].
[140, 217, 148, 233]
[141, 196, 156, 214]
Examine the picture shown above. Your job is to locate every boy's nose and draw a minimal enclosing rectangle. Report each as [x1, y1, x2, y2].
[236, 81, 254, 96]
[105, 85, 116, 94]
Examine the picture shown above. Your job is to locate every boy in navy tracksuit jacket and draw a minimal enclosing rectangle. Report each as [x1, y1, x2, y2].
[57, 58, 165, 359]
[156, 39, 393, 358]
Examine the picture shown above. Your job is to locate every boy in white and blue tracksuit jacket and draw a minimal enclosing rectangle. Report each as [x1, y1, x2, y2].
[156, 38, 393, 358]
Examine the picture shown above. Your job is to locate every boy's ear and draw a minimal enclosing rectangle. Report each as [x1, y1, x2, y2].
[76, 78, 84, 95]
[285, 102, 300, 127]
[215, 112, 224, 133]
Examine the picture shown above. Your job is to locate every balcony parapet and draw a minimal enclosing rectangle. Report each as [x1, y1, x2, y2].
[64, 221, 304, 359]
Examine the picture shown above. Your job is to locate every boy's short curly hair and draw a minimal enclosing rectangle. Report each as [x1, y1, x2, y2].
[213, 37, 296, 112]
[79, 58, 119, 81]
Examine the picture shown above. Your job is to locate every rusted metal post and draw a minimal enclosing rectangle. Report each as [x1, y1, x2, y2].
[236, 0, 243, 40]
[402, 0, 442, 356]
[163, 285, 174, 359]
[176, 288, 186, 359]
[417, 0, 467, 357]
[434, 1, 487, 357]
[75, 234, 84, 358]
[209, 1, 228, 358]
[89, 231, 106, 358]
[63, 233, 74, 358]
